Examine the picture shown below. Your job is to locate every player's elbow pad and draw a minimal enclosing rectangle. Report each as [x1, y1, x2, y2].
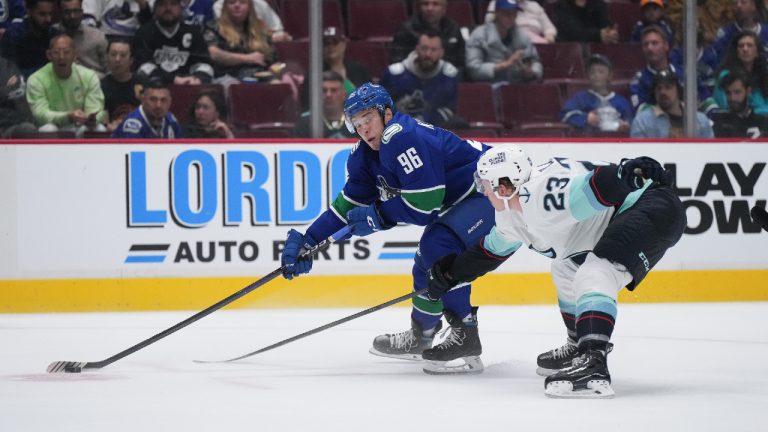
[449, 241, 513, 283]
[590, 165, 633, 207]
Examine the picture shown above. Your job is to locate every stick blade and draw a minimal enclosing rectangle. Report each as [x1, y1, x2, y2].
[47, 361, 88, 373]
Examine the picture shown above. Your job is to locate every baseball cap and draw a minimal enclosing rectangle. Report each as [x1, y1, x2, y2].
[653, 69, 679, 88]
[640, 0, 664, 8]
[323, 26, 346, 40]
[496, 0, 522, 12]
[587, 54, 612, 70]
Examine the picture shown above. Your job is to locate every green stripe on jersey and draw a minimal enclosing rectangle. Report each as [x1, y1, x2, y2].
[413, 296, 443, 315]
[331, 193, 360, 222]
[401, 188, 446, 214]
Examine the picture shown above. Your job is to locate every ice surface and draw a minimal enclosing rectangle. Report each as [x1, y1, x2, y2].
[2, 303, 767, 431]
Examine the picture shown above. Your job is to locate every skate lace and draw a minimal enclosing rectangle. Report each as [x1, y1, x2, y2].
[389, 329, 418, 350]
[552, 342, 577, 360]
[435, 325, 464, 350]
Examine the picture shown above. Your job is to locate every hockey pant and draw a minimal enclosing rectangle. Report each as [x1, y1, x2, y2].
[411, 194, 495, 331]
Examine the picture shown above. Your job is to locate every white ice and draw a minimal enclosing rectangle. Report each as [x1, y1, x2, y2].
[2, 303, 767, 431]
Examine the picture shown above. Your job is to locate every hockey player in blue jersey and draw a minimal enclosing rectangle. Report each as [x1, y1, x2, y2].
[426, 145, 686, 397]
[280, 83, 495, 374]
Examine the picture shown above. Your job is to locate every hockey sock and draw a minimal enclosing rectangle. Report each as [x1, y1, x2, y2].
[575, 292, 617, 351]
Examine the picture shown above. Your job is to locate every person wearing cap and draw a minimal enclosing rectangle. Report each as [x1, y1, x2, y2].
[630, 69, 714, 138]
[380, 29, 459, 128]
[323, 26, 371, 94]
[390, 0, 465, 77]
[553, 0, 618, 43]
[561, 54, 633, 133]
[483, 0, 558, 44]
[466, 0, 542, 84]
[205, 0, 276, 83]
[630, 0, 674, 43]
[133, 0, 214, 85]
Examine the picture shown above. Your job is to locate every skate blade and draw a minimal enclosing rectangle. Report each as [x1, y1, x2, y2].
[368, 347, 423, 361]
[422, 356, 484, 375]
[544, 380, 615, 399]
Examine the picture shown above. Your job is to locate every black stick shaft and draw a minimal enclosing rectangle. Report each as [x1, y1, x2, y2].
[75, 226, 352, 370]
[202, 288, 429, 363]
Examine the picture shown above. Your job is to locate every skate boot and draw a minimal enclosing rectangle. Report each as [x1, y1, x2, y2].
[421, 307, 484, 375]
[544, 348, 614, 398]
[369, 318, 441, 360]
[537, 339, 613, 376]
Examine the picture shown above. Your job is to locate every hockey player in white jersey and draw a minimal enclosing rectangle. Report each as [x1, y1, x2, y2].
[425, 145, 686, 398]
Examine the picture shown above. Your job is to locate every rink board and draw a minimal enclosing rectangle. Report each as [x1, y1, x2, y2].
[1, 139, 767, 312]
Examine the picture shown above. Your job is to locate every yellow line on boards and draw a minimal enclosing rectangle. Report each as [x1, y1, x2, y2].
[1, 270, 767, 313]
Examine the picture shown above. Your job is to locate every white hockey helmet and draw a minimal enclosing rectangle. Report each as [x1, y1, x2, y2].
[475, 145, 533, 196]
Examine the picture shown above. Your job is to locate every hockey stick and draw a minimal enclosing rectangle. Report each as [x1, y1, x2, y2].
[46, 225, 352, 374]
[193, 287, 430, 364]
[751, 205, 768, 232]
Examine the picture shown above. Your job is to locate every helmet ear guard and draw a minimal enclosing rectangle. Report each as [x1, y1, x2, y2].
[343, 83, 394, 133]
[475, 145, 533, 198]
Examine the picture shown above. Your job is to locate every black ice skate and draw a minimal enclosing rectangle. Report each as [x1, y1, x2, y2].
[421, 307, 483, 375]
[369, 319, 441, 360]
[537, 339, 613, 376]
[544, 348, 614, 398]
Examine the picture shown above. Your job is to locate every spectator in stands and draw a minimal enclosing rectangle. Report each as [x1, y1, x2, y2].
[630, 69, 714, 137]
[293, 70, 356, 139]
[213, 0, 292, 41]
[0, 56, 37, 137]
[205, 0, 276, 84]
[323, 26, 370, 93]
[1, 0, 59, 78]
[380, 30, 460, 128]
[484, 0, 557, 44]
[670, 24, 719, 97]
[185, 89, 234, 138]
[561, 54, 633, 133]
[713, 31, 768, 113]
[82, 0, 152, 39]
[630, 25, 678, 111]
[112, 78, 182, 138]
[134, 0, 214, 85]
[55, 0, 108, 78]
[26, 33, 107, 136]
[666, 0, 733, 48]
[390, 0, 465, 76]
[553, 0, 618, 43]
[0, 0, 25, 39]
[466, 0, 542, 85]
[183, 0, 215, 29]
[713, 0, 768, 62]
[711, 71, 768, 137]
[630, 0, 674, 43]
[102, 38, 143, 132]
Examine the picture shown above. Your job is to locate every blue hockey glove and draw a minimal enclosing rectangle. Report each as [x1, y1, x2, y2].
[281, 229, 316, 280]
[346, 203, 392, 237]
[619, 157, 667, 189]
[426, 254, 458, 301]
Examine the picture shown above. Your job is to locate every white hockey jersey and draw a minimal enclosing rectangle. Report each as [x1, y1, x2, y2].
[486, 158, 619, 262]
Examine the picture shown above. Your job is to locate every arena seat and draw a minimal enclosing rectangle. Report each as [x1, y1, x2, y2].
[347, 0, 408, 42]
[279, 0, 345, 40]
[499, 83, 563, 129]
[228, 83, 297, 132]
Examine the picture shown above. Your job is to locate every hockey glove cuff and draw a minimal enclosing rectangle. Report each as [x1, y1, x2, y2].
[281, 229, 316, 280]
[427, 254, 459, 301]
[346, 203, 393, 237]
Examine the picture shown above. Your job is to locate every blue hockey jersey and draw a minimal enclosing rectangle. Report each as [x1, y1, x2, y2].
[0, 0, 24, 29]
[111, 105, 183, 139]
[560, 89, 633, 129]
[305, 112, 489, 242]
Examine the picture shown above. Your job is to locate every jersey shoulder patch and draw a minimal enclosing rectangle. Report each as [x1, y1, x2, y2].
[442, 62, 458, 78]
[122, 118, 143, 134]
[388, 62, 405, 75]
[381, 123, 404, 145]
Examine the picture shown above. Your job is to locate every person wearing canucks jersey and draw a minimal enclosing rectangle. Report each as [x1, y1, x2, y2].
[426, 145, 686, 397]
[280, 83, 495, 375]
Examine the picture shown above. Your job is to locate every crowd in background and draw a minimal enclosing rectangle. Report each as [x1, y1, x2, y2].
[1, 0, 767, 139]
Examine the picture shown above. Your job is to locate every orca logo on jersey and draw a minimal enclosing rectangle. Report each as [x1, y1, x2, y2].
[381, 124, 402, 145]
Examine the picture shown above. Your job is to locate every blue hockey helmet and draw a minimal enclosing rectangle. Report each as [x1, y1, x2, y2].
[343, 83, 393, 133]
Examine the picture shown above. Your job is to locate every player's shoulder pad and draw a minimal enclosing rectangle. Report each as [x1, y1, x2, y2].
[122, 118, 143, 134]
[387, 62, 406, 75]
[441, 62, 458, 78]
[381, 123, 404, 146]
